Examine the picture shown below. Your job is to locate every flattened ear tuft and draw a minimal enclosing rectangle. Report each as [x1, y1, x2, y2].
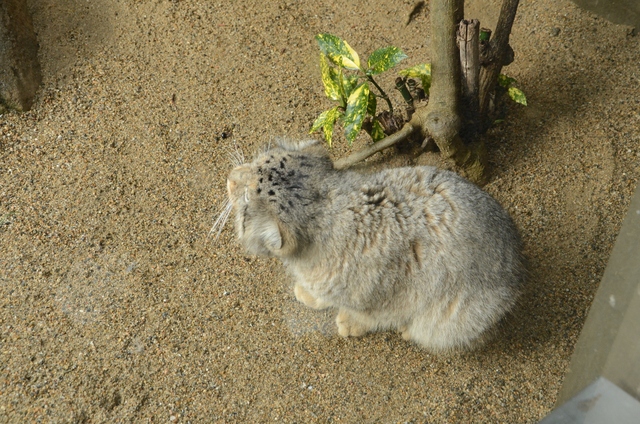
[276, 138, 321, 152]
[259, 219, 282, 251]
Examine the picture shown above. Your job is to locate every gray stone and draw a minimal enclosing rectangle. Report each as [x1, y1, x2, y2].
[556, 182, 640, 405]
[0, 0, 42, 112]
[571, 0, 640, 29]
[542, 378, 640, 424]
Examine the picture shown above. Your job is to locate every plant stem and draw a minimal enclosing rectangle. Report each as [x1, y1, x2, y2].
[334, 122, 417, 169]
[366, 75, 393, 114]
[395, 77, 415, 109]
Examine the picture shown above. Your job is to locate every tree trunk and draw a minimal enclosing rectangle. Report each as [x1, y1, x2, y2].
[411, 0, 487, 183]
[335, 0, 521, 185]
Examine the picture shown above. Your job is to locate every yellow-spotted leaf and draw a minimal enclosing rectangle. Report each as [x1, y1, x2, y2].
[310, 109, 332, 134]
[508, 86, 527, 106]
[370, 119, 386, 142]
[399, 63, 431, 78]
[315, 33, 361, 71]
[367, 47, 407, 75]
[498, 74, 517, 88]
[322, 107, 342, 147]
[320, 54, 341, 101]
[309, 106, 342, 146]
[367, 91, 377, 116]
[343, 83, 369, 144]
[399, 63, 432, 94]
[340, 72, 359, 100]
[341, 39, 361, 70]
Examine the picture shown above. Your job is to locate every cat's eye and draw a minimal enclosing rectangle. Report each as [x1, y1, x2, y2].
[244, 187, 249, 202]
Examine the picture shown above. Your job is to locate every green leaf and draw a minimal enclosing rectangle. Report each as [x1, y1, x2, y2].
[418, 75, 431, 95]
[315, 33, 361, 71]
[319, 54, 341, 101]
[309, 106, 342, 146]
[508, 86, 527, 106]
[370, 119, 386, 142]
[399, 63, 431, 94]
[343, 83, 370, 144]
[367, 91, 377, 116]
[399, 63, 431, 78]
[310, 109, 332, 134]
[340, 71, 359, 100]
[498, 74, 517, 88]
[366, 46, 408, 75]
[323, 107, 342, 147]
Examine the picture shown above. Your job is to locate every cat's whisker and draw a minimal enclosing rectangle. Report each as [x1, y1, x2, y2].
[224, 146, 245, 168]
[209, 199, 233, 241]
[230, 149, 244, 167]
[233, 144, 245, 165]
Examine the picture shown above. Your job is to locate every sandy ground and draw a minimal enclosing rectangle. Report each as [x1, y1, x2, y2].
[1, 0, 639, 422]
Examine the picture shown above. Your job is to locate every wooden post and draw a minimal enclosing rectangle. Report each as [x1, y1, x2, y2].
[458, 19, 481, 140]
[478, 0, 520, 128]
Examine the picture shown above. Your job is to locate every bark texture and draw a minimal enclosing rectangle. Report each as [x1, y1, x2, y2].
[478, 0, 520, 125]
[458, 19, 481, 140]
[413, 0, 487, 183]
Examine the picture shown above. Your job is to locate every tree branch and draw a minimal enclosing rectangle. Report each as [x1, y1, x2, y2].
[478, 0, 520, 122]
[333, 123, 417, 169]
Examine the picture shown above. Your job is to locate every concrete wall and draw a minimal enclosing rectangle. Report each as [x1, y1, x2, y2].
[571, 0, 640, 29]
[556, 183, 640, 404]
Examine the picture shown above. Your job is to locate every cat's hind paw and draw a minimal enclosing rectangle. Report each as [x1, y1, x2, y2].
[336, 310, 370, 337]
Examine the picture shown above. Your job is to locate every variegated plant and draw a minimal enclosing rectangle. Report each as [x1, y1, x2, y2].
[309, 33, 526, 146]
[497, 74, 527, 106]
[310, 34, 408, 146]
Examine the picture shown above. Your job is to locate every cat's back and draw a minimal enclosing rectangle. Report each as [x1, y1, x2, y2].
[370, 165, 494, 214]
[328, 165, 522, 276]
[338, 165, 509, 230]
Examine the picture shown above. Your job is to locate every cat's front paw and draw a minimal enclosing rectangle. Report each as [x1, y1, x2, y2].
[398, 325, 413, 341]
[294, 284, 330, 310]
[336, 310, 369, 337]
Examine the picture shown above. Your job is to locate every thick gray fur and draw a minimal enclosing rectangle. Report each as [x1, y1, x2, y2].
[225, 139, 526, 352]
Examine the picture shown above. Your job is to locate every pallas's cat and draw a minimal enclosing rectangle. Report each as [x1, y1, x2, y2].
[215, 139, 525, 352]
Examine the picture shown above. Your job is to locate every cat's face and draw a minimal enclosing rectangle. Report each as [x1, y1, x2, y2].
[227, 161, 283, 256]
[225, 140, 332, 258]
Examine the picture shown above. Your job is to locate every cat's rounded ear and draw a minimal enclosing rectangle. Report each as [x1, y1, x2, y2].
[255, 217, 299, 256]
[260, 219, 283, 251]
